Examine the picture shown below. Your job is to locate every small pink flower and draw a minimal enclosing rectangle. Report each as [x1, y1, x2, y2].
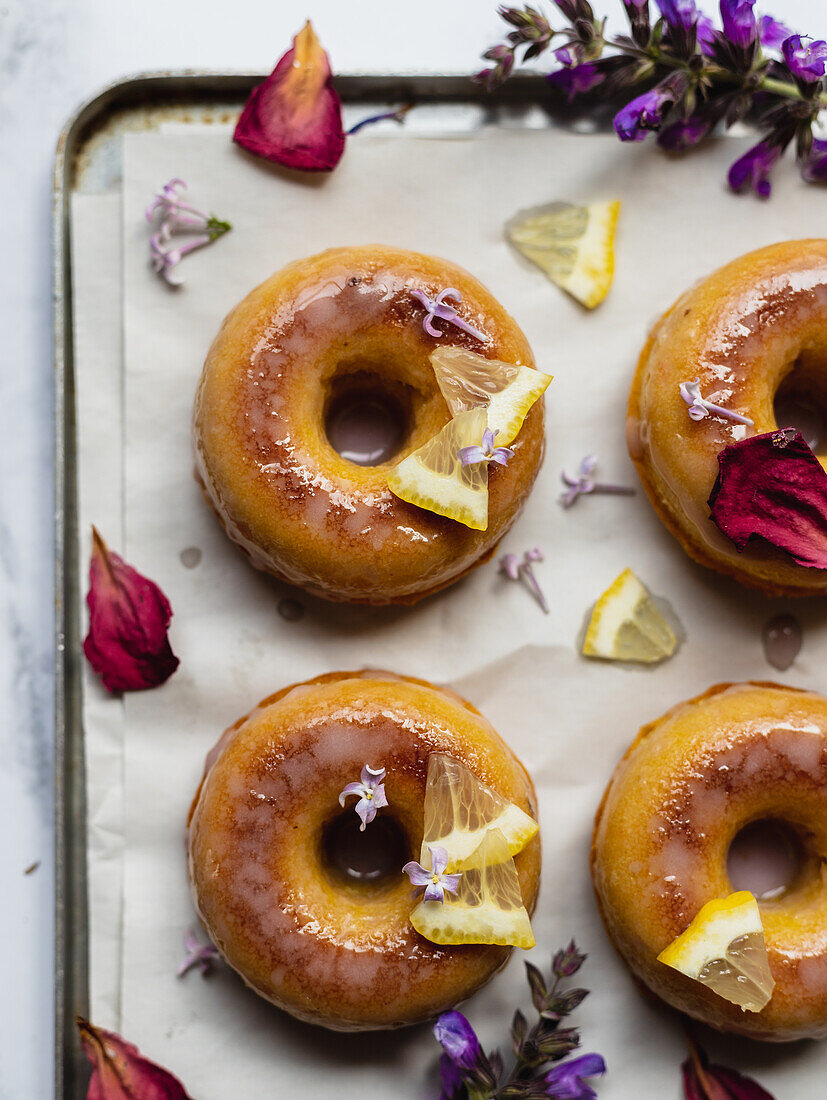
[679, 378, 754, 425]
[83, 527, 179, 693]
[338, 764, 388, 830]
[233, 21, 345, 172]
[403, 845, 462, 904]
[499, 546, 549, 614]
[78, 1018, 195, 1099]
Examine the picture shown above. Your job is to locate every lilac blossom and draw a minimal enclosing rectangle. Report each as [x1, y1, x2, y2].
[177, 929, 220, 978]
[720, 0, 757, 50]
[411, 288, 488, 342]
[782, 35, 827, 82]
[150, 231, 213, 287]
[801, 137, 827, 182]
[727, 138, 783, 197]
[338, 764, 388, 831]
[403, 845, 461, 903]
[613, 82, 678, 141]
[559, 455, 636, 507]
[758, 13, 792, 50]
[499, 547, 549, 613]
[679, 378, 754, 424]
[544, 1053, 607, 1099]
[458, 427, 514, 468]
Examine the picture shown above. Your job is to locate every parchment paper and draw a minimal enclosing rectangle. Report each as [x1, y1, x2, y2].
[78, 126, 827, 1096]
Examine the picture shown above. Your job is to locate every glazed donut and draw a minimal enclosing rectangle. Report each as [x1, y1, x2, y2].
[193, 245, 545, 604]
[187, 670, 541, 1031]
[591, 681, 827, 1041]
[627, 239, 827, 596]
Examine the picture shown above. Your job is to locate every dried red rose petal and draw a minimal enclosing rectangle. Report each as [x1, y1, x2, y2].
[233, 20, 345, 172]
[78, 1018, 194, 1100]
[708, 429, 827, 569]
[83, 527, 179, 693]
[682, 1036, 775, 1100]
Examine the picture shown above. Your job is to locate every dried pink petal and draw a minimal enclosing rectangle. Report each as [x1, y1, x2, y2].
[708, 430, 827, 569]
[78, 1018, 194, 1100]
[83, 527, 180, 693]
[682, 1036, 775, 1100]
[233, 21, 345, 172]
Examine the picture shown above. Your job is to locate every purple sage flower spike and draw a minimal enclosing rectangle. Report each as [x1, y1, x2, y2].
[679, 378, 754, 425]
[411, 287, 488, 342]
[402, 845, 461, 903]
[458, 427, 515, 468]
[544, 1052, 607, 1099]
[177, 929, 220, 978]
[338, 764, 388, 831]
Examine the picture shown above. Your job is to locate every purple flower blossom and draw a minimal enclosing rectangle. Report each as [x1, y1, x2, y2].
[411, 287, 488, 342]
[150, 231, 213, 287]
[438, 1053, 465, 1100]
[146, 179, 231, 287]
[544, 1053, 606, 1099]
[782, 35, 827, 82]
[758, 14, 792, 50]
[338, 764, 388, 831]
[727, 139, 783, 197]
[433, 1011, 481, 1070]
[720, 0, 757, 50]
[499, 547, 549, 614]
[548, 61, 605, 102]
[801, 138, 827, 182]
[177, 929, 220, 978]
[656, 0, 699, 31]
[613, 83, 677, 141]
[679, 378, 754, 424]
[403, 845, 461, 903]
[458, 427, 515, 468]
[657, 113, 712, 150]
[696, 13, 717, 55]
[559, 455, 636, 507]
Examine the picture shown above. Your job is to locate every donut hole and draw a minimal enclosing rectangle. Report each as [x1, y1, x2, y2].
[774, 353, 827, 455]
[321, 810, 411, 889]
[727, 819, 806, 901]
[324, 370, 414, 467]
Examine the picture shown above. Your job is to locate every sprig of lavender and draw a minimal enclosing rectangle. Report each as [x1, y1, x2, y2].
[433, 941, 605, 1099]
[476, 1, 827, 197]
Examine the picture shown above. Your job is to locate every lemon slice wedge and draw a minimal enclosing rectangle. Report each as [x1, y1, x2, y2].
[411, 829, 535, 948]
[506, 200, 620, 309]
[582, 568, 676, 664]
[430, 347, 552, 447]
[658, 891, 775, 1012]
[388, 407, 489, 530]
[421, 753, 538, 871]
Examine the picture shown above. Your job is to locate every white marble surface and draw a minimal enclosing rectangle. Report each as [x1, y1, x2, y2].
[0, 0, 821, 1096]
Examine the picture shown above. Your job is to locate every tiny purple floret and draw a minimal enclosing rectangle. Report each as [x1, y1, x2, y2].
[177, 929, 220, 978]
[458, 427, 515, 468]
[802, 138, 827, 182]
[339, 764, 388, 831]
[547, 61, 604, 102]
[433, 1010, 482, 1071]
[656, 0, 699, 32]
[758, 14, 793, 50]
[559, 455, 636, 507]
[499, 546, 549, 614]
[411, 287, 488, 342]
[679, 378, 754, 425]
[614, 84, 676, 142]
[403, 845, 461, 904]
[727, 139, 782, 198]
